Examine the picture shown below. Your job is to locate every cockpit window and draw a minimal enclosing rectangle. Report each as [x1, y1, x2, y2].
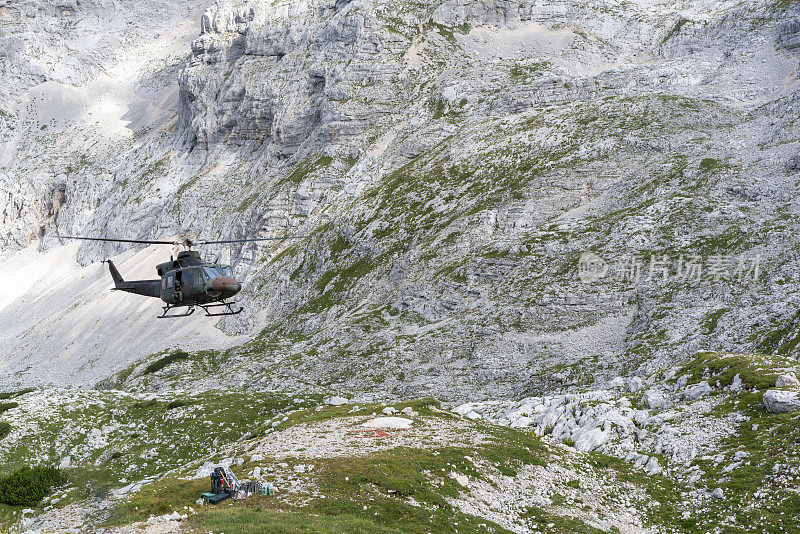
[202, 266, 233, 280]
[202, 267, 221, 280]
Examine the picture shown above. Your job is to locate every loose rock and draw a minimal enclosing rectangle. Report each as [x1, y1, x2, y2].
[763, 390, 800, 413]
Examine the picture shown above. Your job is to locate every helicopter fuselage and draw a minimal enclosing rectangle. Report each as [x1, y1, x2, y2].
[106, 250, 242, 318]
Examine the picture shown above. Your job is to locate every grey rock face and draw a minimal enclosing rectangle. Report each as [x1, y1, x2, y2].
[775, 373, 800, 388]
[642, 389, 668, 410]
[763, 390, 800, 414]
[682, 382, 712, 402]
[778, 19, 800, 51]
[644, 456, 662, 475]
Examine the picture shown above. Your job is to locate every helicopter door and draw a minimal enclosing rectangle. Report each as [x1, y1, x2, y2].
[184, 269, 199, 292]
[162, 274, 174, 300]
[174, 271, 184, 302]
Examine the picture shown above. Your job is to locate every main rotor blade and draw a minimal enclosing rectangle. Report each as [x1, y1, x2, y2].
[196, 236, 310, 245]
[59, 236, 177, 245]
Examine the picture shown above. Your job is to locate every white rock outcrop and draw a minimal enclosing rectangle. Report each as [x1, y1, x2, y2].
[776, 373, 800, 388]
[642, 389, 668, 410]
[360, 417, 413, 429]
[763, 390, 800, 414]
[682, 382, 712, 402]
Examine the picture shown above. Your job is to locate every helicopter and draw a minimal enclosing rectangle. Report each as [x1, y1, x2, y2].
[60, 235, 306, 319]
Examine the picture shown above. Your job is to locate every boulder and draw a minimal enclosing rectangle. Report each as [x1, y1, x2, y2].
[729, 374, 743, 393]
[572, 427, 608, 452]
[682, 381, 712, 401]
[606, 377, 625, 389]
[324, 396, 349, 406]
[644, 456, 662, 475]
[775, 372, 799, 388]
[633, 410, 649, 427]
[450, 472, 469, 487]
[360, 417, 413, 429]
[453, 404, 474, 416]
[642, 389, 667, 410]
[627, 376, 644, 393]
[763, 390, 800, 413]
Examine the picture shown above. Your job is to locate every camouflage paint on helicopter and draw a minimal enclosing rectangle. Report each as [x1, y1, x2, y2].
[60, 235, 307, 318]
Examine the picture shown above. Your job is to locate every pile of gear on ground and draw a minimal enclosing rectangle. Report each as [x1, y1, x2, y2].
[201, 466, 275, 505]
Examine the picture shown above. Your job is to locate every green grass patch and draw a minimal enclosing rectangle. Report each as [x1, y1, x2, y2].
[166, 399, 189, 410]
[143, 349, 190, 375]
[681, 351, 785, 390]
[755, 309, 800, 355]
[285, 156, 334, 184]
[0, 403, 18, 415]
[699, 157, 723, 173]
[510, 61, 551, 80]
[0, 423, 10, 441]
[521, 505, 605, 533]
[110, 426, 538, 533]
[701, 308, 727, 335]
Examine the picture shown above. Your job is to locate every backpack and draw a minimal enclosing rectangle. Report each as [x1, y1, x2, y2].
[211, 467, 232, 494]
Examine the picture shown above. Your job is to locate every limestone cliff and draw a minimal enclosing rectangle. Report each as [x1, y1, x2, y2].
[0, 0, 798, 400]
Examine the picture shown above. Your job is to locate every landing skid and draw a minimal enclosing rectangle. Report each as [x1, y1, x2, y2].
[157, 301, 243, 319]
[157, 304, 196, 319]
[198, 301, 244, 317]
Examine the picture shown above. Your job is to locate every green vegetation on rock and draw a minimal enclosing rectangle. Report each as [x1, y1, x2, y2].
[143, 349, 190, 375]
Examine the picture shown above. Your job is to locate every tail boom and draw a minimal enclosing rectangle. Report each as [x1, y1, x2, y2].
[105, 260, 160, 298]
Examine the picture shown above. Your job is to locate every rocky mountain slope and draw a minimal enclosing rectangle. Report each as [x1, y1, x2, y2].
[1, 0, 799, 399]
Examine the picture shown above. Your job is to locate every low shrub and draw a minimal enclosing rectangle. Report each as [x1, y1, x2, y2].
[0, 466, 65, 506]
[0, 402, 19, 415]
[133, 399, 157, 409]
[166, 399, 188, 410]
[0, 422, 10, 441]
[143, 350, 190, 375]
[0, 388, 34, 400]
